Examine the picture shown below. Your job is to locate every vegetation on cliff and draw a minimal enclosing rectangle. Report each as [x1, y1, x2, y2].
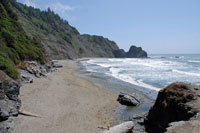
[0, 0, 148, 78]
[0, 0, 45, 79]
[10, 0, 119, 59]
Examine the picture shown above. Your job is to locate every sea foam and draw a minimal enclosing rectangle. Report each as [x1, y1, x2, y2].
[82, 54, 200, 95]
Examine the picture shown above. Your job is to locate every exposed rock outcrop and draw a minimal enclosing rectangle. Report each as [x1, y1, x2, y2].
[18, 61, 60, 84]
[145, 82, 200, 133]
[113, 45, 148, 58]
[126, 45, 147, 58]
[0, 71, 21, 132]
[166, 117, 200, 133]
[117, 92, 140, 106]
[113, 49, 126, 58]
[132, 112, 148, 126]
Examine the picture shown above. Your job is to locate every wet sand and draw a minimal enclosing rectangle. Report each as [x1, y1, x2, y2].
[12, 60, 119, 133]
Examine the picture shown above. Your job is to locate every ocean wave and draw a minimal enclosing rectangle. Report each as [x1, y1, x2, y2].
[83, 57, 200, 92]
[188, 60, 200, 63]
[172, 69, 200, 77]
[109, 68, 161, 91]
[122, 59, 180, 69]
[86, 59, 124, 68]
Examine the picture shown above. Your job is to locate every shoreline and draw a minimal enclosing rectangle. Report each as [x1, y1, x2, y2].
[12, 60, 119, 133]
[76, 59, 154, 129]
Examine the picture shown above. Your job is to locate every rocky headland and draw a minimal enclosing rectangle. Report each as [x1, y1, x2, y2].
[113, 45, 148, 58]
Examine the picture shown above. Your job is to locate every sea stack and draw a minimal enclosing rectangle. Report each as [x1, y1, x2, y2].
[113, 45, 148, 58]
[126, 45, 148, 58]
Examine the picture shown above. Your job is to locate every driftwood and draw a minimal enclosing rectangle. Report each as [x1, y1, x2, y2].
[19, 110, 41, 118]
[98, 126, 110, 130]
[102, 121, 134, 133]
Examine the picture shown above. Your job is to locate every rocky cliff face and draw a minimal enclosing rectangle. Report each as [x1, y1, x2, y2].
[113, 45, 148, 58]
[0, 71, 21, 132]
[145, 82, 200, 133]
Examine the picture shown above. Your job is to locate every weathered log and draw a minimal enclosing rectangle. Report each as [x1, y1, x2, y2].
[103, 121, 134, 133]
[19, 110, 41, 118]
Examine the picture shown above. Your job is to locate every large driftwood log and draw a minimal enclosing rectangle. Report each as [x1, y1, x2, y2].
[103, 121, 134, 133]
[19, 110, 41, 118]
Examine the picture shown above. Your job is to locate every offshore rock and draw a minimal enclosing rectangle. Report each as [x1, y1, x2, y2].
[126, 45, 147, 58]
[113, 45, 148, 58]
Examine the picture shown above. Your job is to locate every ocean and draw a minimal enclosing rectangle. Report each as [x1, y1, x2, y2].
[78, 54, 200, 124]
[80, 54, 200, 99]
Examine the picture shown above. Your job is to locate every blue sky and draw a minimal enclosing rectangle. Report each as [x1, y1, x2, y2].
[17, 0, 200, 54]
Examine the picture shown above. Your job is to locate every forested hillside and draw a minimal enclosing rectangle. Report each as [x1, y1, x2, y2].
[0, 0, 45, 79]
[10, 0, 119, 59]
[0, 0, 147, 78]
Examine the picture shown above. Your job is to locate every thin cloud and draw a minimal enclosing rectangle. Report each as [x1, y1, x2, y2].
[45, 2, 76, 22]
[23, 1, 77, 22]
[46, 2, 74, 13]
[24, 0, 36, 7]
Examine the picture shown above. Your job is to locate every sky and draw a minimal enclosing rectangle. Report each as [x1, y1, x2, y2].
[16, 0, 200, 54]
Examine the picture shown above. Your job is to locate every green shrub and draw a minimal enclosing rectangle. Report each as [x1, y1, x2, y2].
[0, 1, 45, 78]
[0, 53, 19, 79]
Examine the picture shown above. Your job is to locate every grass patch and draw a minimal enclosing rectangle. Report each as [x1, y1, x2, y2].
[0, 1, 45, 78]
[0, 53, 19, 79]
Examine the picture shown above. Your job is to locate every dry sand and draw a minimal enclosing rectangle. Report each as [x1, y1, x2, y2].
[12, 60, 119, 133]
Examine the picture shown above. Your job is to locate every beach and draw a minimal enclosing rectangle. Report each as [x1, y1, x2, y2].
[12, 60, 119, 133]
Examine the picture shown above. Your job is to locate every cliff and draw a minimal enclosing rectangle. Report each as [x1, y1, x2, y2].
[0, 0, 45, 79]
[9, 0, 119, 59]
[0, 0, 148, 83]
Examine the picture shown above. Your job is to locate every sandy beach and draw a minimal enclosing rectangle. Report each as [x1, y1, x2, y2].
[12, 60, 119, 133]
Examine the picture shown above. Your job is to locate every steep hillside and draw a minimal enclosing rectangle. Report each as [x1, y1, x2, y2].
[10, 0, 119, 59]
[0, 0, 45, 79]
[0, 0, 148, 78]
